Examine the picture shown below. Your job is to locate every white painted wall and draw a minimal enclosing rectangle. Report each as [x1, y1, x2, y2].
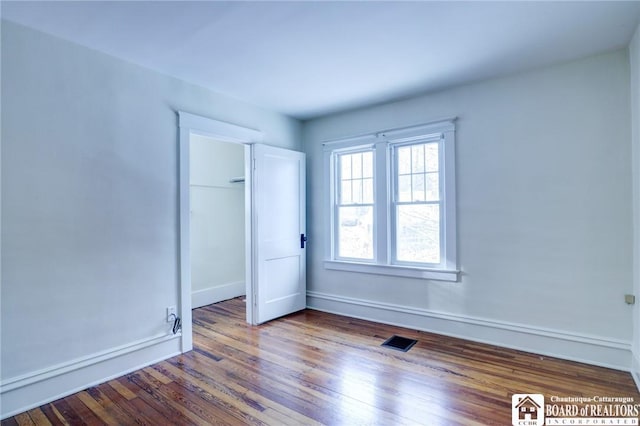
[0, 20, 300, 417]
[630, 23, 640, 388]
[190, 135, 245, 308]
[304, 50, 634, 369]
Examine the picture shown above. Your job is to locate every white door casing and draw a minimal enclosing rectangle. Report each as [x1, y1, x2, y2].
[249, 144, 307, 324]
[178, 111, 263, 352]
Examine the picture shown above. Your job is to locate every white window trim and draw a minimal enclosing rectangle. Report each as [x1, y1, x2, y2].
[323, 118, 459, 282]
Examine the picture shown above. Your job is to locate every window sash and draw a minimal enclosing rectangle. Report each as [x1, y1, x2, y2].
[391, 139, 445, 268]
[333, 147, 376, 262]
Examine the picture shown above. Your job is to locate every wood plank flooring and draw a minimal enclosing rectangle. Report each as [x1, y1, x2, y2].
[3, 297, 639, 425]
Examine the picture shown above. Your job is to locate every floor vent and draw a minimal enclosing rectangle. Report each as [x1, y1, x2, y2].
[381, 335, 418, 352]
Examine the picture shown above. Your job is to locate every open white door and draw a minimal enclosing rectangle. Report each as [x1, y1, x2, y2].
[249, 144, 306, 324]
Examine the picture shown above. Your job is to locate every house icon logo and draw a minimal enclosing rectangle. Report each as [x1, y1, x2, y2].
[512, 394, 544, 426]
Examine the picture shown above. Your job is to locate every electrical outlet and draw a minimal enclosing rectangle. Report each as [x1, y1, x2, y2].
[167, 306, 177, 323]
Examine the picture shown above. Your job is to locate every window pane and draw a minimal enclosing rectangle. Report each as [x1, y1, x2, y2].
[362, 152, 373, 178]
[398, 146, 411, 174]
[425, 143, 439, 172]
[338, 206, 374, 259]
[398, 175, 412, 202]
[352, 153, 362, 179]
[396, 204, 440, 264]
[352, 179, 362, 204]
[426, 172, 439, 201]
[340, 154, 352, 180]
[363, 178, 374, 204]
[412, 174, 425, 202]
[412, 144, 425, 173]
[340, 181, 352, 205]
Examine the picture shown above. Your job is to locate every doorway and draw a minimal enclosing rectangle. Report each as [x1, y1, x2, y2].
[189, 134, 246, 309]
[178, 112, 263, 352]
[178, 111, 306, 354]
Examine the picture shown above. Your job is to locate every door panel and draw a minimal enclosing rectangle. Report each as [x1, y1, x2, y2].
[264, 256, 301, 301]
[251, 144, 306, 324]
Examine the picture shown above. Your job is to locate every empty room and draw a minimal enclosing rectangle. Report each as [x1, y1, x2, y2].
[2, 1, 640, 425]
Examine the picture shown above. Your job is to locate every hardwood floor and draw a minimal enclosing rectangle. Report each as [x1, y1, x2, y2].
[4, 297, 639, 425]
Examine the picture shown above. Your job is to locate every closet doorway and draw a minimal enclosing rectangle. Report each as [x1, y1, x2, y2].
[178, 111, 306, 353]
[189, 135, 246, 309]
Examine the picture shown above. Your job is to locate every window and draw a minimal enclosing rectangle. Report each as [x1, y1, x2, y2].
[392, 140, 441, 265]
[324, 119, 458, 281]
[335, 149, 375, 260]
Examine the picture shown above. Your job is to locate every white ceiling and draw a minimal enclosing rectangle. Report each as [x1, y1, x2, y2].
[3, 1, 640, 120]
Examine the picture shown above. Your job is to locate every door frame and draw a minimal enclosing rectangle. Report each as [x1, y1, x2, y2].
[178, 111, 263, 352]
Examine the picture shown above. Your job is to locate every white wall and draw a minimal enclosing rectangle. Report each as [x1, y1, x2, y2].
[190, 135, 246, 308]
[630, 23, 640, 389]
[304, 49, 634, 370]
[0, 20, 300, 417]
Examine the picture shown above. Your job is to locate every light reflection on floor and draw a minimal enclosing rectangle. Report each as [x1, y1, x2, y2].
[338, 358, 378, 424]
[336, 353, 453, 425]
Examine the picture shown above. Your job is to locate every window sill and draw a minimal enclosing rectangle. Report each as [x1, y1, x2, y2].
[323, 260, 459, 282]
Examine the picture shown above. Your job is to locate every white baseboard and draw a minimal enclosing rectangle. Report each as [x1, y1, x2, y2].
[0, 333, 181, 420]
[192, 280, 245, 309]
[633, 352, 640, 392]
[307, 291, 632, 372]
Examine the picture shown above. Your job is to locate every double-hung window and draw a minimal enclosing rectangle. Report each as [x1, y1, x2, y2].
[392, 139, 441, 265]
[334, 148, 375, 261]
[324, 119, 458, 281]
